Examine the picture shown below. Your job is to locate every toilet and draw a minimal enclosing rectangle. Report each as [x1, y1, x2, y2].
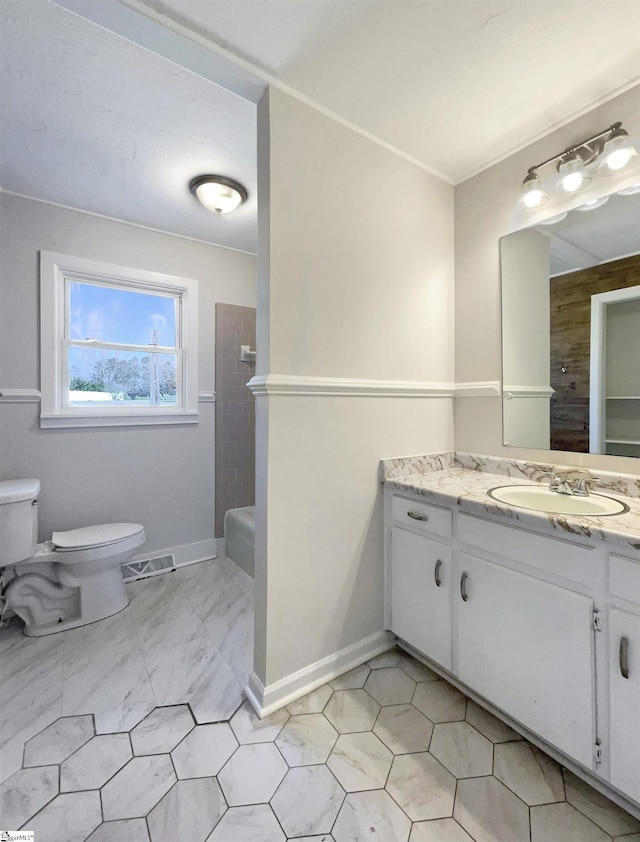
[0, 478, 145, 636]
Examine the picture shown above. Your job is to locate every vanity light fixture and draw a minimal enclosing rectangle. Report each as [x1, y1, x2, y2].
[519, 121, 637, 209]
[189, 175, 248, 214]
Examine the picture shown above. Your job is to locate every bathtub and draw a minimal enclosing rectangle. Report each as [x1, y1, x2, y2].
[224, 506, 255, 577]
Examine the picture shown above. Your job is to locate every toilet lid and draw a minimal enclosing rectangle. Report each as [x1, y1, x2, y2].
[52, 523, 144, 551]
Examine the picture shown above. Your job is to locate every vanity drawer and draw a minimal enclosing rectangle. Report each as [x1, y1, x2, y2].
[391, 495, 452, 539]
[609, 554, 640, 603]
[457, 513, 594, 586]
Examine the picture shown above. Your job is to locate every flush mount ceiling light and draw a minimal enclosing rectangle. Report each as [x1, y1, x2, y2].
[189, 175, 248, 215]
[519, 122, 637, 209]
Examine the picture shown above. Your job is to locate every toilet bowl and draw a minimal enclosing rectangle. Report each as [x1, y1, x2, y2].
[0, 478, 145, 636]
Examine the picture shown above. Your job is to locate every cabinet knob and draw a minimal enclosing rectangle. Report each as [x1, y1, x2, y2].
[407, 511, 429, 522]
[620, 636, 630, 679]
[434, 559, 442, 587]
[460, 571, 469, 602]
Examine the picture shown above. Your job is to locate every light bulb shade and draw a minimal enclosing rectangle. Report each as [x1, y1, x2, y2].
[556, 155, 591, 194]
[598, 129, 636, 176]
[519, 172, 549, 208]
[575, 195, 609, 212]
[190, 175, 248, 214]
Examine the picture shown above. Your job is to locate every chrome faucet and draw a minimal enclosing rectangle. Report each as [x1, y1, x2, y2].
[541, 468, 599, 496]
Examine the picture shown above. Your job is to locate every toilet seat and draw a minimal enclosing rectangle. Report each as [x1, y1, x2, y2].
[52, 523, 145, 552]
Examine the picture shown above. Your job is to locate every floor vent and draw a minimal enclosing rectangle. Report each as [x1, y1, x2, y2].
[121, 554, 176, 582]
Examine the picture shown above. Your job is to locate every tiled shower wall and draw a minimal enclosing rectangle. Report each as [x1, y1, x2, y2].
[214, 303, 256, 537]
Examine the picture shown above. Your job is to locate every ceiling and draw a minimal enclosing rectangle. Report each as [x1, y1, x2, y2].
[1, 0, 639, 253]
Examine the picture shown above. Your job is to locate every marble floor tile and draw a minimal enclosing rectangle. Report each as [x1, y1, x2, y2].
[412, 680, 467, 723]
[333, 789, 411, 842]
[218, 743, 287, 806]
[323, 689, 380, 733]
[287, 685, 333, 715]
[465, 699, 522, 744]
[275, 714, 338, 766]
[398, 655, 441, 683]
[271, 765, 345, 837]
[386, 751, 457, 821]
[0, 765, 58, 829]
[531, 802, 612, 842]
[62, 609, 156, 731]
[429, 721, 494, 778]
[85, 818, 151, 842]
[230, 700, 289, 744]
[60, 732, 132, 791]
[454, 776, 530, 842]
[409, 818, 475, 842]
[23, 714, 94, 767]
[329, 664, 371, 691]
[26, 790, 102, 842]
[101, 754, 176, 820]
[364, 666, 416, 706]
[130, 705, 195, 755]
[180, 650, 244, 724]
[493, 741, 565, 806]
[327, 732, 393, 792]
[0, 630, 64, 782]
[147, 777, 227, 842]
[373, 703, 433, 754]
[207, 804, 286, 842]
[563, 769, 640, 836]
[367, 649, 401, 669]
[171, 723, 238, 779]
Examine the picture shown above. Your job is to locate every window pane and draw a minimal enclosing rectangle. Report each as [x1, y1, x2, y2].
[69, 347, 178, 407]
[69, 281, 177, 347]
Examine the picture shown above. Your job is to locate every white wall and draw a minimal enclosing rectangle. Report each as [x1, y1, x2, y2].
[454, 84, 640, 474]
[254, 88, 455, 688]
[0, 192, 256, 553]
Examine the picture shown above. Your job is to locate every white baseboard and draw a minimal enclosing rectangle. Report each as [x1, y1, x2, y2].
[133, 537, 217, 569]
[245, 629, 395, 718]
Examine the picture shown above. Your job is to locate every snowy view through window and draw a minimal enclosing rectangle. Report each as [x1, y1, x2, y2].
[68, 281, 179, 407]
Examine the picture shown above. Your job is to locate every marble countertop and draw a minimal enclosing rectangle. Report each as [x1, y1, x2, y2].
[383, 453, 640, 553]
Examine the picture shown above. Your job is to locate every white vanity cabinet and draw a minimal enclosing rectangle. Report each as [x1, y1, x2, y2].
[454, 551, 595, 768]
[390, 527, 452, 669]
[609, 608, 640, 802]
[388, 495, 453, 669]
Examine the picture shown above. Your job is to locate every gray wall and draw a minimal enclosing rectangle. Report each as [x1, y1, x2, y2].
[255, 88, 455, 687]
[0, 193, 256, 554]
[454, 84, 640, 475]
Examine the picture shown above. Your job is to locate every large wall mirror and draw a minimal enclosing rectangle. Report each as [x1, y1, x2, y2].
[501, 188, 640, 456]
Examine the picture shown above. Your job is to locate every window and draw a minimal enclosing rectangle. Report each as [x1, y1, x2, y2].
[40, 252, 198, 427]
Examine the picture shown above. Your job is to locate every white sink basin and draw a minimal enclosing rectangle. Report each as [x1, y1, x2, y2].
[488, 485, 629, 516]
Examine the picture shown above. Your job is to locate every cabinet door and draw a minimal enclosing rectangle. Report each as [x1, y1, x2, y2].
[455, 553, 595, 768]
[390, 526, 451, 669]
[609, 608, 640, 802]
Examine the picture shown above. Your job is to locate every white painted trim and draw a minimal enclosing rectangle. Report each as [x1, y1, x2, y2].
[503, 385, 555, 400]
[590, 284, 640, 454]
[454, 381, 502, 397]
[133, 537, 217, 569]
[0, 388, 41, 403]
[40, 411, 199, 429]
[198, 392, 216, 403]
[248, 374, 455, 398]
[245, 630, 394, 718]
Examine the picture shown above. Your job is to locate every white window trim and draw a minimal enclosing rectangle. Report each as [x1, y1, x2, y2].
[40, 251, 199, 428]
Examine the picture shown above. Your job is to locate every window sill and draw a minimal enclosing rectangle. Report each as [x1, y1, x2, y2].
[40, 411, 199, 429]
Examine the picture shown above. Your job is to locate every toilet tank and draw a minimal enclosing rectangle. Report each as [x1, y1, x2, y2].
[0, 478, 40, 566]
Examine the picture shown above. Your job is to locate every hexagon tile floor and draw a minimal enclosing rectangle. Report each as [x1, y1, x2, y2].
[1, 562, 640, 841]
